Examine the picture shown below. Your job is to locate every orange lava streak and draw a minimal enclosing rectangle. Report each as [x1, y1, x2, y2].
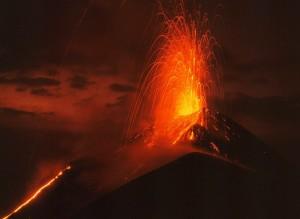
[1, 165, 71, 219]
[127, 1, 216, 145]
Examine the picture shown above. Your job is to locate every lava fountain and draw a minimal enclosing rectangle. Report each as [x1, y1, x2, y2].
[127, 1, 218, 146]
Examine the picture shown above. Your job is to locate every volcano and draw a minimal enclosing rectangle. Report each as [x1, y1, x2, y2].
[3, 3, 299, 218]
[4, 112, 299, 219]
[76, 153, 298, 219]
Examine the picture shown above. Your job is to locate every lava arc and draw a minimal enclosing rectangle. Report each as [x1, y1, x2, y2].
[127, 1, 218, 146]
[1, 165, 71, 219]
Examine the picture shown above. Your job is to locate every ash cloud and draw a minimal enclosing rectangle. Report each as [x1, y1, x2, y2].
[106, 95, 129, 108]
[30, 88, 54, 96]
[109, 83, 135, 92]
[69, 75, 92, 90]
[0, 107, 36, 117]
[0, 76, 60, 87]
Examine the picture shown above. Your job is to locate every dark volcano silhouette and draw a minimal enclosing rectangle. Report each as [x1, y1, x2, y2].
[75, 153, 299, 219]
[6, 112, 300, 219]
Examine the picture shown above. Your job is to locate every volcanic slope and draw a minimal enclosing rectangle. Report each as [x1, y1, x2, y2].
[6, 113, 300, 219]
[75, 152, 299, 219]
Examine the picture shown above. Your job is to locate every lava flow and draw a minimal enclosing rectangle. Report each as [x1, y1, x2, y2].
[127, 1, 218, 146]
[1, 165, 71, 219]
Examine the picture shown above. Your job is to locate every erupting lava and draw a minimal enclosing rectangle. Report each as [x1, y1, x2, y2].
[1, 165, 71, 219]
[127, 1, 217, 146]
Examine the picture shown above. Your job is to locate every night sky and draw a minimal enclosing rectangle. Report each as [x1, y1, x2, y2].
[1, 0, 300, 214]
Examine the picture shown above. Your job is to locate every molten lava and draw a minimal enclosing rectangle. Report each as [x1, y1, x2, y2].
[1, 165, 71, 219]
[128, 2, 217, 146]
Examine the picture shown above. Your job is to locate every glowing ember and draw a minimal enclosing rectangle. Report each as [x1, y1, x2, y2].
[1, 165, 71, 219]
[127, 1, 217, 145]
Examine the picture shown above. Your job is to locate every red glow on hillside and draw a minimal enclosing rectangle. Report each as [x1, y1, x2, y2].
[1, 166, 71, 219]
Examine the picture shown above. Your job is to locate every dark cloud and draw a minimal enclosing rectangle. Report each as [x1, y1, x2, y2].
[0, 107, 36, 117]
[106, 95, 128, 108]
[0, 76, 60, 87]
[69, 75, 91, 90]
[74, 95, 97, 107]
[15, 87, 28, 92]
[0, 107, 55, 120]
[30, 88, 54, 96]
[109, 83, 135, 92]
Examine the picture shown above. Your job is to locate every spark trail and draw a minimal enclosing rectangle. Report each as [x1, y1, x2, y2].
[1, 165, 71, 219]
[127, 1, 218, 146]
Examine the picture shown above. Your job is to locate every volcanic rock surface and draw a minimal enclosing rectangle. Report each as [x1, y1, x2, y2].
[7, 113, 300, 219]
[74, 152, 298, 219]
